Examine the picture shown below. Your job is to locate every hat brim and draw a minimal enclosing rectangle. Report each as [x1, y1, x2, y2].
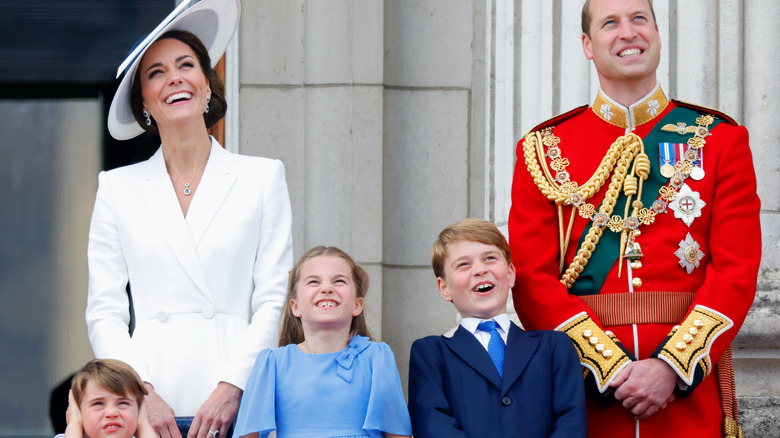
[107, 0, 240, 140]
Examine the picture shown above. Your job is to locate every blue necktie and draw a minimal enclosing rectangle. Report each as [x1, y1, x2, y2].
[477, 320, 505, 378]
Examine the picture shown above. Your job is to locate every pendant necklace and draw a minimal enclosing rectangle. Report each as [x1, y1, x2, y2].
[171, 161, 207, 196]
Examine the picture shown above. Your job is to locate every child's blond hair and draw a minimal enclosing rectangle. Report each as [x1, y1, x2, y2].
[431, 218, 513, 279]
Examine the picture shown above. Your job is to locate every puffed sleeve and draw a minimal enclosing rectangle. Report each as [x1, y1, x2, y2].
[363, 342, 413, 437]
[221, 159, 293, 388]
[234, 349, 277, 438]
[85, 171, 150, 380]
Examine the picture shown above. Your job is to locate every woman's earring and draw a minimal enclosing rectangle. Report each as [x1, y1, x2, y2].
[205, 95, 211, 114]
[143, 109, 151, 126]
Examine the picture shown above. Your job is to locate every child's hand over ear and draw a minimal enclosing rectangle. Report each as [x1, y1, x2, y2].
[136, 397, 157, 438]
[63, 390, 84, 438]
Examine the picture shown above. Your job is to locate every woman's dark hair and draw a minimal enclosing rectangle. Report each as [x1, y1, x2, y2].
[130, 30, 227, 136]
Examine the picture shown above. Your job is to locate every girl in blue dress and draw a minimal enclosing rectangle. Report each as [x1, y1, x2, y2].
[234, 246, 412, 438]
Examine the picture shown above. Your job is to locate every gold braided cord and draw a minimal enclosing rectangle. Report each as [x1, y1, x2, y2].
[523, 114, 717, 289]
[563, 207, 577, 271]
[524, 131, 644, 287]
[532, 131, 558, 192]
[719, 347, 744, 438]
[557, 204, 565, 272]
[524, 131, 627, 204]
[723, 417, 744, 438]
[560, 135, 642, 288]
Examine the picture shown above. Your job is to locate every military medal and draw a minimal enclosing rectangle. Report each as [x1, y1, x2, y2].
[679, 143, 705, 180]
[624, 240, 644, 260]
[675, 233, 705, 274]
[528, 107, 719, 288]
[689, 148, 705, 180]
[669, 184, 706, 226]
[659, 142, 677, 178]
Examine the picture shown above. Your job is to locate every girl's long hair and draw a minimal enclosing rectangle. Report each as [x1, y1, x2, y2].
[278, 246, 373, 346]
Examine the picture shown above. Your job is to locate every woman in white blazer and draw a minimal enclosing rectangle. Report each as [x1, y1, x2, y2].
[86, 2, 291, 438]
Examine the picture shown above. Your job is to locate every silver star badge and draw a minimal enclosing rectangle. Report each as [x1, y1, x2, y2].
[669, 184, 706, 226]
[675, 233, 705, 274]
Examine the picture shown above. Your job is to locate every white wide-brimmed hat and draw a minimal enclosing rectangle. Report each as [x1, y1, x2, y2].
[108, 0, 240, 140]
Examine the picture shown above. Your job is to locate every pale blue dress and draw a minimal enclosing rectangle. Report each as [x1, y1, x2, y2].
[234, 335, 411, 438]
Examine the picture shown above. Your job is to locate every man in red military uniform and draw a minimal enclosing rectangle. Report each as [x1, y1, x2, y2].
[508, 0, 761, 436]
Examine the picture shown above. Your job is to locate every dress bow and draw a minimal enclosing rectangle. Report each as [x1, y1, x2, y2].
[335, 335, 371, 382]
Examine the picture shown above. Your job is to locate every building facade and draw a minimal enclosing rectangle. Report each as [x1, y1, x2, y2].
[0, 0, 777, 436]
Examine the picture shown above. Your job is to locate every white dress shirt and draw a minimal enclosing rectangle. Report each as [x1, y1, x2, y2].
[460, 313, 510, 352]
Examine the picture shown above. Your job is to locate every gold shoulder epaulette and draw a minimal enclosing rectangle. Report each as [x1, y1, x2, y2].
[671, 99, 740, 126]
[526, 105, 589, 136]
[556, 312, 631, 393]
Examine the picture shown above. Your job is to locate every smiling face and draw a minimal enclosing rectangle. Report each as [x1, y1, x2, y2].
[582, 0, 661, 95]
[138, 37, 210, 132]
[437, 239, 515, 320]
[290, 255, 365, 333]
[80, 381, 138, 438]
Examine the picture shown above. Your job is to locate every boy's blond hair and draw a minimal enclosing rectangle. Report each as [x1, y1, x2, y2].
[431, 218, 513, 279]
[71, 359, 147, 408]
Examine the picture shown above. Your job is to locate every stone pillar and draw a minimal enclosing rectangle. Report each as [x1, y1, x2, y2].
[736, 0, 780, 433]
[382, 0, 477, 386]
[237, 0, 385, 337]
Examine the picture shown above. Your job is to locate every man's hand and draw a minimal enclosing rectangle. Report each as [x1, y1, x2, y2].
[144, 382, 182, 438]
[609, 358, 677, 420]
[187, 381, 242, 438]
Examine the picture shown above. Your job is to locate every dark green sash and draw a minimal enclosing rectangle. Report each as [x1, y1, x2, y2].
[569, 106, 721, 296]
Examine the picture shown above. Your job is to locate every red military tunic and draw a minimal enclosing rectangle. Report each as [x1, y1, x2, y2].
[509, 85, 761, 437]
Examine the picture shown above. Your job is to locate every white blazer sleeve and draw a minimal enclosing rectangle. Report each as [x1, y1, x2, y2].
[85, 171, 150, 381]
[220, 159, 293, 388]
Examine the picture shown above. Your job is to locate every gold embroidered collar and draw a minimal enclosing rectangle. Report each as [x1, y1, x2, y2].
[591, 84, 669, 130]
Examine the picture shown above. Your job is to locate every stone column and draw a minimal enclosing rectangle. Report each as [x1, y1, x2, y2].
[382, 0, 477, 386]
[736, 0, 780, 433]
[238, 0, 385, 337]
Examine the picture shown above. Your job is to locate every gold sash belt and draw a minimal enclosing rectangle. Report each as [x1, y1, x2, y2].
[578, 291, 695, 326]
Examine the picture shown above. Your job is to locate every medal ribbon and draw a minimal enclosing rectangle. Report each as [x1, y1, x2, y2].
[679, 143, 704, 168]
[660, 142, 675, 168]
[569, 105, 721, 296]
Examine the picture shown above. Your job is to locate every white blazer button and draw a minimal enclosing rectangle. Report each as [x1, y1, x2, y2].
[156, 311, 169, 323]
[203, 306, 215, 319]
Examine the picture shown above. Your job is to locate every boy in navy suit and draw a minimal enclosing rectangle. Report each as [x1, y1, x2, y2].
[408, 218, 586, 438]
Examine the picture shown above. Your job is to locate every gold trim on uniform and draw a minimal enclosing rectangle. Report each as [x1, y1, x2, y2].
[556, 312, 631, 393]
[661, 122, 698, 135]
[657, 305, 733, 386]
[592, 84, 669, 130]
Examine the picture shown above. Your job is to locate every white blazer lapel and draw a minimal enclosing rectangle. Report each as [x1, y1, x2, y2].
[139, 148, 213, 298]
[186, 139, 237, 249]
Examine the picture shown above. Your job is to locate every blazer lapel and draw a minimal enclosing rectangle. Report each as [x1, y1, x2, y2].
[443, 326, 503, 389]
[138, 148, 212, 299]
[185, 139, 237, 248]
[501, 322, 539, 394]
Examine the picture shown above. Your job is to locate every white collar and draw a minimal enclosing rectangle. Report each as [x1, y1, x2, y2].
[461, 313, 511, 335]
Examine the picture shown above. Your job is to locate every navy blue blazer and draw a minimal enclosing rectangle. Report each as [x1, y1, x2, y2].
[408, 322, 586, 438]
